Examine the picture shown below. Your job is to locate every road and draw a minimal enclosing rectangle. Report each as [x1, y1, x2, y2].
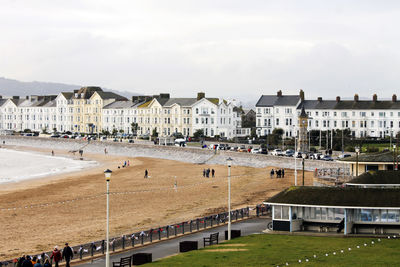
[76, 217, 270, 266]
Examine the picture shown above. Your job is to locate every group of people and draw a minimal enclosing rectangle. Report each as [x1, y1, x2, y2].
[117, 160, 130, 169]
[15, 243, 73, 267]
[270, 168, 285, 178]
[203, 168, 215, 178]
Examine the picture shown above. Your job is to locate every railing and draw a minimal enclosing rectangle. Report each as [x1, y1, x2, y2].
[3, 207, 250, 266]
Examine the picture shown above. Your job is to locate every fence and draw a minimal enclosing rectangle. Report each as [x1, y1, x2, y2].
[3, 207, 250, 266]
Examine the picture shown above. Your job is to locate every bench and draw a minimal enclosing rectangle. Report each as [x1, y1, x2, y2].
[203, 232, 219, 247]
[112, 256, 131, 267]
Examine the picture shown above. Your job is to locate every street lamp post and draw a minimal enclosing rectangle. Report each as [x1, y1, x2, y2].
[294, 133, 297, 186]
[355, 147, 360, 177]
[104, 169, 112, 267]
[302, 153, 306, 186]
[226, 157, 233, 240]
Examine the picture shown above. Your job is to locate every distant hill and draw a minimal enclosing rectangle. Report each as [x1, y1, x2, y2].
[0, 77, 135, 98]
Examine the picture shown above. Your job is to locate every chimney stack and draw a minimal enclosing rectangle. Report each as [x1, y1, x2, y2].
[392, 94, 397, 102]
[299, 89, 305, 101]
[354, 94, 359, 102]
[317, 97, 322, 102]
[277, 90, 282, 97]
[160, 93, 170, 99]
[197, 92, 205, 100]
[336, 96, 341, 102]
[12, 96, 19, 99]
[373, 94, 377, 102]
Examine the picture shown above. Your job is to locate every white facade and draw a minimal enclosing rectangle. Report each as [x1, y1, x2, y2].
[256, 92, 400, 139]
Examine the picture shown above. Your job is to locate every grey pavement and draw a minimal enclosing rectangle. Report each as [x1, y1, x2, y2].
[76, 217, 270, 266]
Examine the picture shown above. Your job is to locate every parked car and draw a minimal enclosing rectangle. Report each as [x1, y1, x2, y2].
[128, 139, 134, 143]
[251, 148, 260, 154]
[271, 149, 284, 156]
[50, 134, 60, 138]
[219, 144, 230, 150]
[230, 146, 238, 151]
[338, 154, 352, 159]
[238, 145, 247, 152]
[260, 148, 268, 154]
[321, 155, 334, 161]
[311, 153, 322, 160]
[285, 149, 295, 157]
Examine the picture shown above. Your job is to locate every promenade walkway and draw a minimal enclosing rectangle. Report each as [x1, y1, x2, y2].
[76, 217, 270, 266]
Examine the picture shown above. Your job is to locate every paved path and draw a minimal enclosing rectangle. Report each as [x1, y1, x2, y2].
[76, 217, 270, 266]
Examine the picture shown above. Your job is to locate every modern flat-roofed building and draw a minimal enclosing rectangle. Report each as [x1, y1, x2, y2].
[265, 186, 400, 235]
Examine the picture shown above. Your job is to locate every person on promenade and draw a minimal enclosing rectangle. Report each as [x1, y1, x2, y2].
[43, 259, 51, 267]
[16, 255, 26, 267]
[62, 243, 73, 267]
[31, 256, 38, 265]
[211, 169, 215, 177]
[50, 246, 62, 267]
[144, 169, 148, 178]
[34, 259, 43, 267]
[22, 256, 33, 267]
[282, 169, 285, 178]
[51, 150, 54, 156]
[270, 169, 274, 179]
[104, 148, 107, 155]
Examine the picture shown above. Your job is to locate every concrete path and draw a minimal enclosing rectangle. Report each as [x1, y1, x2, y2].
[76, 217, 270, 266]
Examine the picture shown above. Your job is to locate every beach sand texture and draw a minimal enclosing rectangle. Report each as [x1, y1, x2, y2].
[0, 145, 313, 260]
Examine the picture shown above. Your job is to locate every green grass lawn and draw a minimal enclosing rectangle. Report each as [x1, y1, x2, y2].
[149, 234, 400, 267]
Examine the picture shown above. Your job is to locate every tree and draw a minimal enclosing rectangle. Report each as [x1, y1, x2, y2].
[23, 129, 32, 133]
[250, 128, 257, 138]
[152, 128, 158, 137]
[194, 129, 204, 139]
[119, 129, 124, 134]
[112, 128, 118, 136]
[131, 122, 139, 136]
[102, 130, 110, 136]
[269, 128, 284, 145]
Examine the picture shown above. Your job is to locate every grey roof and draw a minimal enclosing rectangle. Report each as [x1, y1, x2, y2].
[103, 100, 144, 109]
[60, 92, 73, 99]
[256, 95, 300, 107]
[298, 100, 400, 110]
[266, 186, 400, 207]
[96, 91, 127, 101]
[163, 98, 198, 107]
[348, 171, 400, 185]
[0, 99, 7, 107]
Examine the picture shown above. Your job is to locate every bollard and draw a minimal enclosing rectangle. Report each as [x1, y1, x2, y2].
[122, 235, 125, 249]
[166, 226, 170, 239]
[190, 220, 192, 232]
[79, 246, 83, 260]
[158, 228, 161, 240]
[196, 219, 199, 231]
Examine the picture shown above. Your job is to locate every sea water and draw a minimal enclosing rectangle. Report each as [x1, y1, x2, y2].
[0, 148, 98, 184]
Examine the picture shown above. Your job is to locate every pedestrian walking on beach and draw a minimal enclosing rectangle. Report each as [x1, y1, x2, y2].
[282, 169, 285, 178]
[50, 246, 62, 267]
[62, 243, 73, 267]
[144, 169, 148, 178]
[104, 148, 107, 155]
[51, 150, 54, 156]
[206, 168, 210, 178]
[203, 169, 206, 177]
[211, 169, 215, 177]
[270, 169, 274, 179]
[128, 160, 130, 166]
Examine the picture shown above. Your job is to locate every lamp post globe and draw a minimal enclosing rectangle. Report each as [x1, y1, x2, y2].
[226, 157, 233, 240]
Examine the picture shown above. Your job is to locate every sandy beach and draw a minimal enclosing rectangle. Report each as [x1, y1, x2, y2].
[0, 145, 314, 260]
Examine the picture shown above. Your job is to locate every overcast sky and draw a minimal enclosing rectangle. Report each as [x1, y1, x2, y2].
[1, 0, 400, 102]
